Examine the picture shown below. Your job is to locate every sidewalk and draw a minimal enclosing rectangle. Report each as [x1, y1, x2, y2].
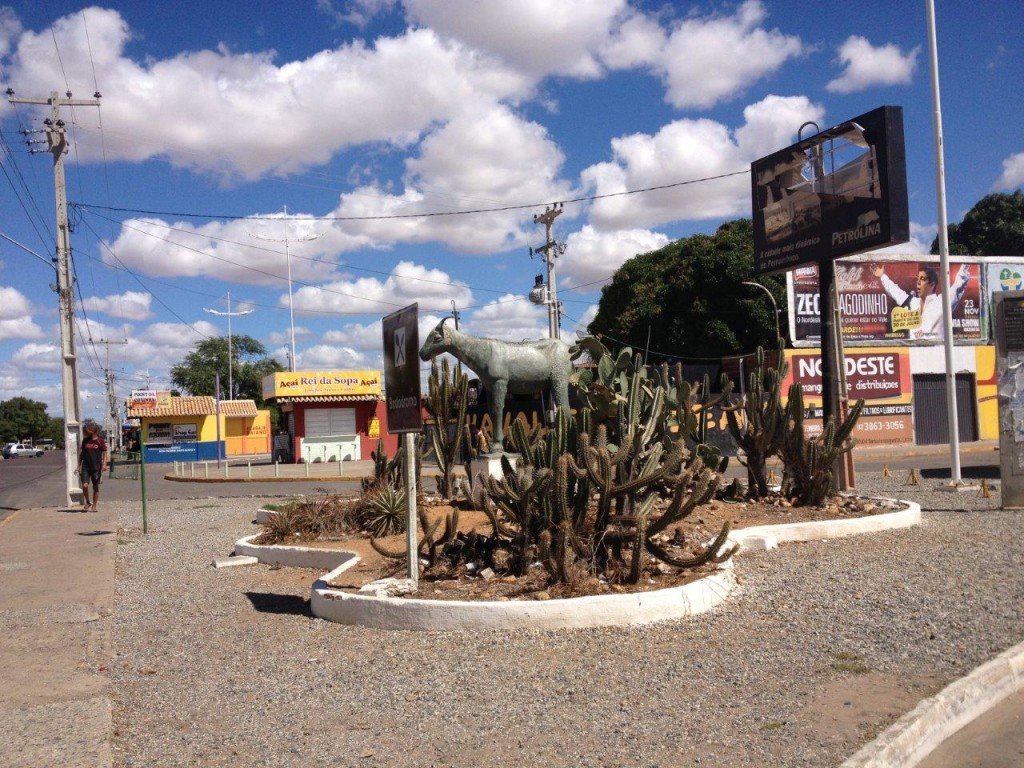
[0, 506, 114, 768]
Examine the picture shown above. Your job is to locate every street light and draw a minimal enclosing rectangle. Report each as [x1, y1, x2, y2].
[204, 291, 254, 400]
[742, 280, 781, 346]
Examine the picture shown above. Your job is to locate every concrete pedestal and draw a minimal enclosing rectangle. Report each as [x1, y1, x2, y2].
[469, 453, 519, 485]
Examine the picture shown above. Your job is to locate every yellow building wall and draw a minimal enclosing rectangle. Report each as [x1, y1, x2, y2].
[139, 414, 218, 443]
[222, 410, 271, 456]
[976, 345, 998, 440]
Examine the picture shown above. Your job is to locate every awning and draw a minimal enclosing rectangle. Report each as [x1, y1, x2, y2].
[273, 395, 381, 403]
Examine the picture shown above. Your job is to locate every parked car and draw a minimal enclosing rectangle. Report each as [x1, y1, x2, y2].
[3, 443, 43, 458]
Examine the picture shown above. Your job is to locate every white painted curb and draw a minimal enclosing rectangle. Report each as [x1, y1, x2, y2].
[233, 534, 360, 572]
[730, 501, 921, 552]
[255, 506, 279, 524]
[242, 496, 921, 632]
[311, 565, 736, 631]
[840, 638, 1024, 767]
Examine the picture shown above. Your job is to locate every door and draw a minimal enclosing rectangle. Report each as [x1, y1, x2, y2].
[300, 407, 359, 462]
[912, 373, 978, 445]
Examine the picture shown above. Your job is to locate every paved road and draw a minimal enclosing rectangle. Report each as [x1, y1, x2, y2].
[0, 451, 363, 509]
[0, 444, 1002, 509]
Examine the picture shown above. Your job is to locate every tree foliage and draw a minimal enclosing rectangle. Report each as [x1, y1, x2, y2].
[170, 335, 283, 406]
[588, 220, 787, 358]
[932, 191, 1024, 256]
[0, 397, 62, 443]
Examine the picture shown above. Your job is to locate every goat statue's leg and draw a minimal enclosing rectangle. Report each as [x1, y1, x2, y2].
[488, 378, 508, 454]
[552, 378, 570, 413]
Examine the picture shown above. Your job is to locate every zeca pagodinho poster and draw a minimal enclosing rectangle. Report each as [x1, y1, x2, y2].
[791, 260, 984, 344]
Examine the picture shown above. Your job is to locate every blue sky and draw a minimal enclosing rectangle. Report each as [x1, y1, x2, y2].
[0, 1, 1021, 416]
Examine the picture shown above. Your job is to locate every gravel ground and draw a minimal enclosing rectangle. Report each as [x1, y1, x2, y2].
[110, 477, 1022, 768]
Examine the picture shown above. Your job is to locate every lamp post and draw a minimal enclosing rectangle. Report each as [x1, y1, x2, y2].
[203, 291, 254, 400]
[742, 280, 781, 345]
[250, 206, 320, 372]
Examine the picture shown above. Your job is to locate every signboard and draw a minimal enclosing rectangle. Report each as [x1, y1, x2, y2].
[789, 259, 984, 344]
[994, 292, 1024, 504]
[146, 422, 173, 445]
[129, 390, 157, 409]
[262, 370, 382, 400]
[381, 304, 422, 433]
[752, 106, 909, 275]
[172, 423, 198, 443]
[782, 348, 914, 445]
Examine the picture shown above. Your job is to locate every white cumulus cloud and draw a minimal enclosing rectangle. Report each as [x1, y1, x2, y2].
[993, 152, 1024, 191]
[4, 8, 531, 180]
[405, 0, 627, 79]
[582, 94, 824, 229]
[290, 260, 472, 316]
[0, 286, 33, 318]
[466, 294, 547, 341]
[560, 226, 669, 289]
[654, 1, 803, 109]
[0, 316, 44, 340]
[81, 290, 154, 321]
[826, 36, 920, 93]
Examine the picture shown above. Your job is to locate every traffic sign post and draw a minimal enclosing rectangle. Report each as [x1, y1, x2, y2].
[382, 304, 423, 587]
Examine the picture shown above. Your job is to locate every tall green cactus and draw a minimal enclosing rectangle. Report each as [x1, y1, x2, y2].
[425, 357, 469, 499]
[725, 346, 787, 498]
[780, 384, 864, 507]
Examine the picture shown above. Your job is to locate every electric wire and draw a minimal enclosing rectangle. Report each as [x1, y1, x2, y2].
[70, 169, 749, 222]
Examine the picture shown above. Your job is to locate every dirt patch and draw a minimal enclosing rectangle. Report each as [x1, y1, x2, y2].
[254, 493, 901, 600]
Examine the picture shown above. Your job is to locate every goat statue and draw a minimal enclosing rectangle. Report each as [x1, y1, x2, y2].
[419, 318, 573, 455]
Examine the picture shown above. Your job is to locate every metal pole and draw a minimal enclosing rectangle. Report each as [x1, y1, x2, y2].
[819, 258, 838, 446]
[926, 0, 962, 485]
[284, 205, 297, 371]
[742, 281, 781, 346]
[215, 374, 222, 468]
[404, 431, 418, 587]
[832, 280, 855, 490]
[139, 437, 149, 534]
[227, 291, 233, 399]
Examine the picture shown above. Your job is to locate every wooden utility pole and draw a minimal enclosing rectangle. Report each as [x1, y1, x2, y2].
[8, 89, 100, 506]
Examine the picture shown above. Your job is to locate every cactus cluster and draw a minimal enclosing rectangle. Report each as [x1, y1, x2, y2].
[725, 346, 788, 498]
[424, 357, 469, 499]
[781, 385, 864, 507]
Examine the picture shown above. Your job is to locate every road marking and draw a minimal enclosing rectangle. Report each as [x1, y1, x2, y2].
[0, 509, 23, 527]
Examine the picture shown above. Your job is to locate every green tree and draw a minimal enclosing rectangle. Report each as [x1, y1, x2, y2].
[588, 219, 787, 358]
[931, 191, 1024, 255]
[170, 335, 283, 407]
[0, 397, 56, 442]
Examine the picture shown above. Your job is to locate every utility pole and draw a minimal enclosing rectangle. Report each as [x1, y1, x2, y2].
[204, 291, 254, 400]
[8, 89, 100, 507]
[531, 203, 564, 340]
[251, 206, 320, 372]
[93, 338, 128, 451]
[450, 300, 460, 330]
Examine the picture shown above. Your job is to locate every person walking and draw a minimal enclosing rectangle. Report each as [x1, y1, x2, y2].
[78, 422, 109, 512]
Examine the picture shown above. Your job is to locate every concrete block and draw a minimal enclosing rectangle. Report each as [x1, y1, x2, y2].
[212, 555, 259, 569]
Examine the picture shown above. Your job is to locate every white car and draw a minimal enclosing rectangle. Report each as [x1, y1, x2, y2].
[4, 443, 43, 458]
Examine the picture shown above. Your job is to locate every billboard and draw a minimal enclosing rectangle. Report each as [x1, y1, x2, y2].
[782, 348, 913, 445]
[262, 370, 382, 400]
[381, 303, 423, 433]
[789, 259, 985, 345]
[752, 106, 909, 274]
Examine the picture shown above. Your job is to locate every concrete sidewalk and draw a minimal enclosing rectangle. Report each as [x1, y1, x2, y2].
[0, 506, 114, 768]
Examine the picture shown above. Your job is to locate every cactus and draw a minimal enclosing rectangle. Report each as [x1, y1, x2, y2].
[369, 504, 460, 565]
[425, 358, 469, 499]
[361, 438, 402, 493]
[725, 346, 787, 498]
[661, 365, 733, 472]
[780, 384, 864, 507]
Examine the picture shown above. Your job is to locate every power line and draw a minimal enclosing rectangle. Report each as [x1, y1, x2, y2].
[69, 169, 749, 222]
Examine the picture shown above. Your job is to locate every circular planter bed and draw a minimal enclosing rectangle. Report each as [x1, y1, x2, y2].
[238, 494, 921, 631]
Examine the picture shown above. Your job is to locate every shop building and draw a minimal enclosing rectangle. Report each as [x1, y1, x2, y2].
[126, 393, 270, 463]
[262, 370, 397, 463]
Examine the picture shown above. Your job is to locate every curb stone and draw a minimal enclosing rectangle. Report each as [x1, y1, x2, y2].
[840, 638, 1024, 767]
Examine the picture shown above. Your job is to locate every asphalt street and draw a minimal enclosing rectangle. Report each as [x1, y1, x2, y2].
[0, 451, 364, 510]
[0, 445, 1002, 510]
